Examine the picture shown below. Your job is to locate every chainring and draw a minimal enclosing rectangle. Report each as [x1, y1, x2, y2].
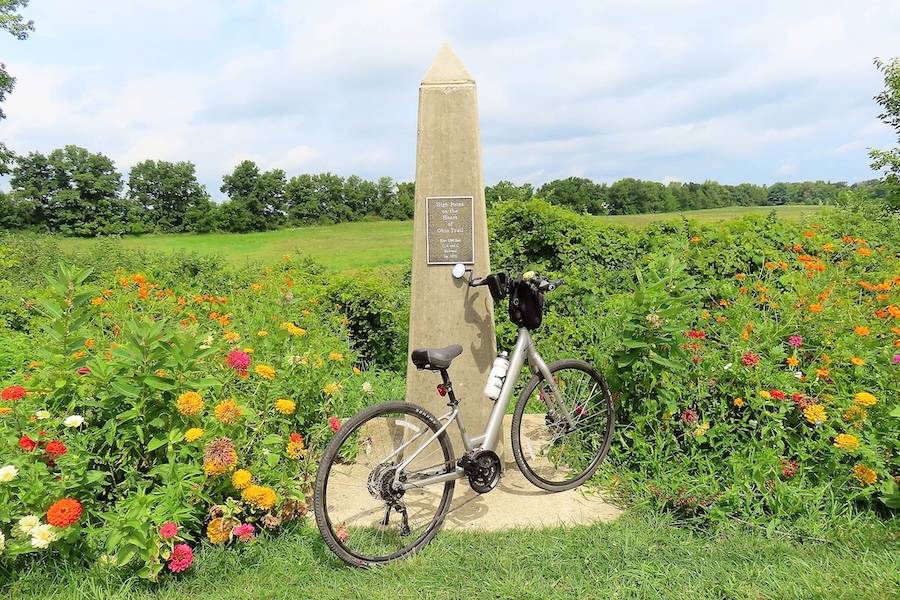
[467, 450, 502, 494]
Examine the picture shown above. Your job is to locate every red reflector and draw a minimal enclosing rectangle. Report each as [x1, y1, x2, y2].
[437, 384, 446, 397]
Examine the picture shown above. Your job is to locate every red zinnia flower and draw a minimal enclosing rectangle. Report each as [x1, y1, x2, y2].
[330, 417, 341, 432]
[289, 432, 303, 444]
[45, 440, 67, 458]
[687, 330, 706, 340]
[741, 352, 760, 367]
[19, 434, 37, 452]
[46, 498, 83, 527]
[770, 389, 785, 400]
[1, 385, 26, 401]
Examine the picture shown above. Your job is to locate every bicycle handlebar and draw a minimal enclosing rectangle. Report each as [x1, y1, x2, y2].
[467, 271, 564, 293]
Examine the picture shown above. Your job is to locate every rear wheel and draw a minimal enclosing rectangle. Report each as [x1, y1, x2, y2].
[314, 401, 456, 567]
[511, 359, 615, 491]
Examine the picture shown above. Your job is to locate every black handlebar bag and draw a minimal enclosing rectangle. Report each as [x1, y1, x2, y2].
[508, 281, 544, 330]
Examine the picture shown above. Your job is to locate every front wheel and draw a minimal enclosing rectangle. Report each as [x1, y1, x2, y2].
[314, 401, 456, 567]
[511, 359, 615, 491]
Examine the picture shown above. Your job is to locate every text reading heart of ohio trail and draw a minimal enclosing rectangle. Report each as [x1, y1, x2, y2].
[425, 196, 475, 265]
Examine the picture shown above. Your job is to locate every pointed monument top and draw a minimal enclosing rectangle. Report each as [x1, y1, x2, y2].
[422, 44, 475, 86]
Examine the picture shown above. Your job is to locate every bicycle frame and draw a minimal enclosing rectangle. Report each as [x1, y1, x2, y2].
[393, 326, 575, 491]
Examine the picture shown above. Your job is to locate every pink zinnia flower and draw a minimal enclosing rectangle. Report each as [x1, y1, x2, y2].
[893, 354, 900, 364]
[159, 522, 178, 539]
[77, 367, 91, 375]
[330, 417, 341, 432]
[225, 350, 251, 372]
[788, 336, 803, 347]
[232, 522, 255, 542]
[168, 544, 193, 572]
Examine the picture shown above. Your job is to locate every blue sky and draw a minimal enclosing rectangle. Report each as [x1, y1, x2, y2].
[2, 0, 899, 202]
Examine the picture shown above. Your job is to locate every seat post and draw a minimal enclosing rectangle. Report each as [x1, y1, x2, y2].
[439, 369, 459, 406]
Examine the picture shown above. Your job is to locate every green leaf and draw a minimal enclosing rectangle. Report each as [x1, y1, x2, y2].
[184, 377, 222, 389]
[117, 547, 136, 566]
[111, 381, 141, 398]
[649, 354, 683, 370]
[38, 299, 64, 320]
[144, 376, 175, 391]
[147, 437, 167, 452]
[621, 339, 649, 349]
[890, 406, 900, 418]
[262, 434, 285, 446]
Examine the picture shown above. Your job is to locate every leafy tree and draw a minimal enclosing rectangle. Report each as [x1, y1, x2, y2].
[766, 182, 789, 206]
[870, 57, 900, 209]
[11, 145, 126, 236]
[0, 0, 34, 174]
[484, 180, 534, 207]
[127, 160, 215, 233]
[219, 160, 286, 232]
[537, 177, 608, 214]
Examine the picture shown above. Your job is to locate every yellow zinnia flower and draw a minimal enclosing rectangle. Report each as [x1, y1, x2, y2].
[803, 404, 827, 425]
[274, 399, 296, 415]
[329, 352, 344, 361]
[854, 392, 877, 406]
[232, 469, 253, 490]
[853, 464, 877, 486]
[207, 518, 232, 544]
[323, 382, 342, 396]
[215, 399, 243, 424]
[255, 364, 276, 380]
[177, 391, 204, 416]
[833, 433, 859, 452]
[185, 427, 204, 442]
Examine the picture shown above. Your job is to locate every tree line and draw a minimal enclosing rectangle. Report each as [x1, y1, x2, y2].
[0, 147, 415, 236]
[0, 144, 888, 237]
[486, 177, 887, 216]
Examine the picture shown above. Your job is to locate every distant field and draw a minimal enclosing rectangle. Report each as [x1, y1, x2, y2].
[596, 203, 828, 226]
[56, 205, 829, 270]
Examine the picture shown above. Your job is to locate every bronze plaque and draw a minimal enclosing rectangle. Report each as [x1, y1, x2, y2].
[425, 196, 475, 264]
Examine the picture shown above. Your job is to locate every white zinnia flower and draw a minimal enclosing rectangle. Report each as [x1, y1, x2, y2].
[30, 524, 57, 549]
[16, 515, 41, 537]
[34, 409, 51, 420]
[0, 464, 18, 483]
[362, 381, 374, 395]
[64, 414, 85, 427]
[0, 530, 5, 551]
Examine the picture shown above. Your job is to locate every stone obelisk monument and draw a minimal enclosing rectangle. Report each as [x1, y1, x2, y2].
[407, 45, 496, 447]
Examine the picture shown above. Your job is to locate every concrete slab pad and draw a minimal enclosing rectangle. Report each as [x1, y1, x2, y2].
[442, 415, 622, 531]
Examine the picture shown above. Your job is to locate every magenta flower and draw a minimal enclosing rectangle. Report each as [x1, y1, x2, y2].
[893, 354, 900, 364]
[225, 350, 251, 372]
[788, 336, 803, 347]
[168, 544, 193, 572]
[159, 522, 178, 539]
[232, 522, 255, 542]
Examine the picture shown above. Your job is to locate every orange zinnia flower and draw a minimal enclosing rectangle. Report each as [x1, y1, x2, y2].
[46, 498, 83, 528]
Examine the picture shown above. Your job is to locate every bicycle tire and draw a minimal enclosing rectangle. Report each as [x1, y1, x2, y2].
[511, 359, 615, 491]
[314, 401, 456, 567]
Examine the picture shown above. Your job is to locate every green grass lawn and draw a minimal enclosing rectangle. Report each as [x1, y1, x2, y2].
[55, 205, 827, 271]
[5, 512, 898, 600]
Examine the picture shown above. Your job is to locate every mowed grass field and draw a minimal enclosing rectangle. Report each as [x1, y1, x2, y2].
[56, 204, 828, 270]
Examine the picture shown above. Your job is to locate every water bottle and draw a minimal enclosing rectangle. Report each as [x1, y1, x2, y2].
[483, 352, 509, 400]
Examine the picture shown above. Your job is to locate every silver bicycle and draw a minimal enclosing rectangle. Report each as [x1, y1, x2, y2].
[313, 265, 615, 567]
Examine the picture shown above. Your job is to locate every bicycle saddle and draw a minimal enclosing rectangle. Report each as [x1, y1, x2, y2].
[411, 344, 463, 370]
